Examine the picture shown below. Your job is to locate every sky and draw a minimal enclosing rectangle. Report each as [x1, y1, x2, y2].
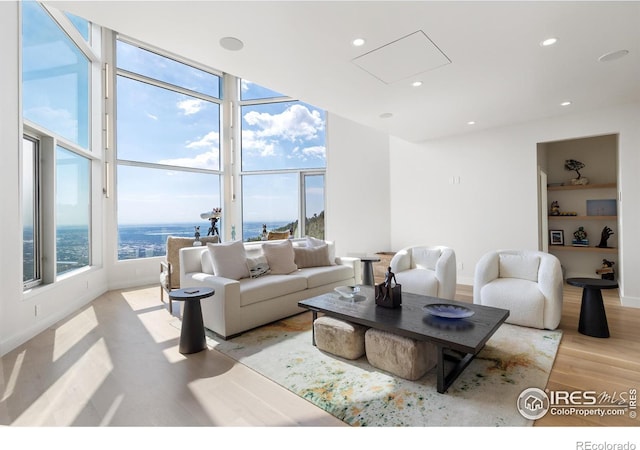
[22, 2, 327, 229]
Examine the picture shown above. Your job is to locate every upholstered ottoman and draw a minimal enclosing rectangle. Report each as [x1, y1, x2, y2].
[365, 328, 437, 380]
[313, 316, 367, 360]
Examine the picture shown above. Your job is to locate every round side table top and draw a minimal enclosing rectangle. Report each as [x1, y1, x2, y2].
[566, 278, 618, 289]
[360, 256, 381, 262]
[169, 287, 215, 301]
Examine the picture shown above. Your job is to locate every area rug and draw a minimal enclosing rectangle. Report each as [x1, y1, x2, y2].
[186, 312, 562, 426]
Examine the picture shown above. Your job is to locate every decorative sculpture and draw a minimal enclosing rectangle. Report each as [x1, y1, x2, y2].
[596, 259, 615, 281]
[375, 266, 402, 308]
[262, 224, 268, 240]
[193, 226, 202, 246]
[572, 226, 589, 246]
[597, 226, 614, 248]
[550, 200, 560, 216]
[565, 159, 589, 185]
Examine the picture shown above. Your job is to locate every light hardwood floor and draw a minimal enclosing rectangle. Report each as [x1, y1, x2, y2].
[1, 282, 638, 427]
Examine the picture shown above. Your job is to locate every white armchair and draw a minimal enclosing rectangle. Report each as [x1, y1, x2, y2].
[474, 249, 563, 330]
[389, 246, 457, 300]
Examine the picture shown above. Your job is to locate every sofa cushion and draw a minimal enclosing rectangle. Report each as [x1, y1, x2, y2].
[246, 255, 271, 278]
[207, 240, 250, 280]
[480, 278, 544, 328]
[239, 274, 307, 307]
[499, 254, 540, 282]
[412, 247, 441, 270]
[263, 239, 298, 274]
[394, 268, 439, 297]
[294, 244, 332, 268]
[297, 265, 355, 289]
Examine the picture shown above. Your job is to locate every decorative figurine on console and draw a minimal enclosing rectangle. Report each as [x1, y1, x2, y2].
[375, 266, 402, 308]
[193, 226, 202, 246]
[597, 226, 614, 248]
[596, 259, 615, 281]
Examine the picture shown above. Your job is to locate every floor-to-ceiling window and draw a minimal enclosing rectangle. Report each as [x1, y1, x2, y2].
[239, 80, 326, 241]
[115, 38, 222, 259]
[21, 0, 99, 287]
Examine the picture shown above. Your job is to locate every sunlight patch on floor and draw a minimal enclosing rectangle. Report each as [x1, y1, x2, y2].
[13, 338, 113, 426]
[53, 306, 99, 362]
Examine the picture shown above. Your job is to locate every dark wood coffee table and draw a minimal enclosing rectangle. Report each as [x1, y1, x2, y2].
[298, 286, 509, 394]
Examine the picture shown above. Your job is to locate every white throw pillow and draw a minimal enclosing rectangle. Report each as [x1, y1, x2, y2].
[412, 247, 442, 270]
[499, 254, 540, 282]
[207, 240, 250, 280]
[246, 255, 271, 278]
[306, 236, 336, 265]
[263, 239, 298, 274]
[294, 244, 332, 268]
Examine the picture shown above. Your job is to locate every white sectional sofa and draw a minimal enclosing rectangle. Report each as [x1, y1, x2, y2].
[179, 237, 361, 339]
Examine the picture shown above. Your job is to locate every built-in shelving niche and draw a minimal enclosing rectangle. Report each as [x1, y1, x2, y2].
[537, 134, 619, 279]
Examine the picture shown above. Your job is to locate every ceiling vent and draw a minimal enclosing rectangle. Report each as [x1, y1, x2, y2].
[351, 30, 451, 84]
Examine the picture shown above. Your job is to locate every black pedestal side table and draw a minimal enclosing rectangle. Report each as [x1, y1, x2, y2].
[360, 256, 381, 286]
[567, 278, 618, 338]
[169, 287, 215, 354]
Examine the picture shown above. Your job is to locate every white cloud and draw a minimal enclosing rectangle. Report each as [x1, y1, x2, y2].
[294, 145, 326, 159]
[146, 112, 158, 120]
[24, 106, 77, 141]
[157, 152, 219, 170]
[242, 129, 275, 157]
[186, 131, 219, 149]
[177, 99, 204, 115]
[243, 104, 324, 142]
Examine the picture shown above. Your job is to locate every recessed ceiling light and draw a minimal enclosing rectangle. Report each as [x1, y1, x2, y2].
[598, 49, 629, 62]
[411, 81, 423, 87]
[467, 121, 476, 125]
[540, 37, 558, 47]
[219, 36, 244, 51]
[352, 38, 366, 47]
[560, 101, 572, 107]
[379, 112, 393, 119]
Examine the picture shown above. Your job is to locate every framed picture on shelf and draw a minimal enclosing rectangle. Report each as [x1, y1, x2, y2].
[550, 230, 564, 246]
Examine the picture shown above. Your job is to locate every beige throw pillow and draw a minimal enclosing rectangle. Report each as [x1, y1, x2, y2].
[294, 244, 332, 268]
[246, 255, 271, 278]
[207, 240, 250, 280]
[263, 239, 298, 274]
[306, 236, 336, 265]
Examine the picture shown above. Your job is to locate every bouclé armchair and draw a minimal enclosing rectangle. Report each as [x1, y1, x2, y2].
[474, 249, 563, 330]
[389, 246, 457, 300]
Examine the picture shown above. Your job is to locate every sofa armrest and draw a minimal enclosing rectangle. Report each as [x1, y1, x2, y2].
[335, 256, 362, 285]
[435, 248, 457, 300]
[390, 248, 411, 273]
[473, 251, 500, 304]
[537, 253, 563, 329]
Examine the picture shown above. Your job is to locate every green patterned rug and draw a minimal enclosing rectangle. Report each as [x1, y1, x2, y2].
[201, 312, 562, 426]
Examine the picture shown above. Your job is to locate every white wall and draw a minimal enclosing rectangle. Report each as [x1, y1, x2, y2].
[390, 103, 640, 307]
[326, 113, 391, 258]
[0, 4, 108, 356]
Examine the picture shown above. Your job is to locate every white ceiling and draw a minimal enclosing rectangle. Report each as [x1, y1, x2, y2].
[48, 1, 640, 143]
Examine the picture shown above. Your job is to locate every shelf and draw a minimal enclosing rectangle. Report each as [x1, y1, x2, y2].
[547, 183, 616, 191]
[548, 215, 616, 221]
[549, 245, 617, 254]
